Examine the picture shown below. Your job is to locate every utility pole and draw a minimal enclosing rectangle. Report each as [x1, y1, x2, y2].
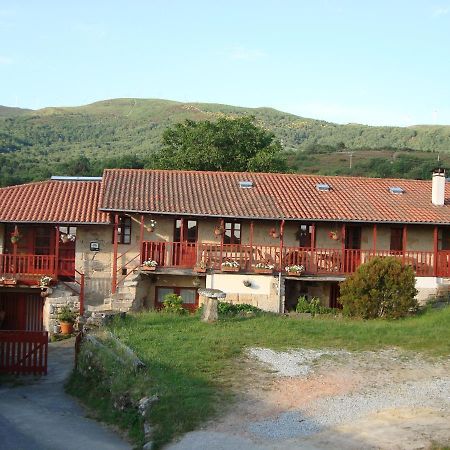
[337, 151, 355, 169]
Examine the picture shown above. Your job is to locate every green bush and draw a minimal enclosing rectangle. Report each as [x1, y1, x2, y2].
[339, 256, 418, 319]
[295, 296, 337, 316]
[217, 302, 262, 316]
[162, 294, 187, 314]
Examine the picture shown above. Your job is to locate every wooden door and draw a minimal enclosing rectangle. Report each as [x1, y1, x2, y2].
[344, 226, 361, 272]
[58, 226, 76, 278]
[173, 219, 197, 267]
[390, 227, 403, 254]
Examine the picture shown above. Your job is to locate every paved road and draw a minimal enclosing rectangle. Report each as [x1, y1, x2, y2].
[0, 338, 131, 450]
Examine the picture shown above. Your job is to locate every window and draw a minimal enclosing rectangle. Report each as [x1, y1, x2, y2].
[440, 228, 450, 250]
[116, 216, 131, 244]
[390, 227, 403, 252]
[224, 222, 241, 245]
[174, 219, 198, 242]
[156, 287, 198, 309]
[297, 224, 312, 248]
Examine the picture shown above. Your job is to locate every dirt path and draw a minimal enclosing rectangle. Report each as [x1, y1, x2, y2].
[167, 348, 450, 450]
[0, 339, 131, 450]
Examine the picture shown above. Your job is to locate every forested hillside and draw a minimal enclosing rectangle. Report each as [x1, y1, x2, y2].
[1, 98, 450, 186]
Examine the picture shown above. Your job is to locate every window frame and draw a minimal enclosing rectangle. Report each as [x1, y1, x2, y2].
[223, 221, 241, 245]
[114, 216, 132, 245]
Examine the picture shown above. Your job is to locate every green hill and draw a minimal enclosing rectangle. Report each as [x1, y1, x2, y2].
[1, 98, 450, 186]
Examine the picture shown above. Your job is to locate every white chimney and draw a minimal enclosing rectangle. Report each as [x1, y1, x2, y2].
[432, 168, 446, 206]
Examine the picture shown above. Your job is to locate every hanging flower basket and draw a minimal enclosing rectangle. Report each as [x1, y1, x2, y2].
[61, 233, 76, 244]
[269, 228, 280, 239]
[148, 219, 157, 232]
[10, 235, 20, 244]
[214, 225, 225, 236]
[328, 231, 339, 241]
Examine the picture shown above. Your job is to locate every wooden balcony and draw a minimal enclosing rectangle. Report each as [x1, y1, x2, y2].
[141, 241, 450, 277]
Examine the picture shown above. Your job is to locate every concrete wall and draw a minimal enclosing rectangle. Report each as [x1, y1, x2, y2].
[206, 272, 280, 312]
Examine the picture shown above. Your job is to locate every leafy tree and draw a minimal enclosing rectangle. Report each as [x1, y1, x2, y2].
[154, 116, 287, 172]
[339, 257, 418, 319]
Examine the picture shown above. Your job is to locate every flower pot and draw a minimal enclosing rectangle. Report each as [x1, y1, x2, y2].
[255, 268, 274, 274]
[4, 279, 17, 286]
[287, 271, 302, 277]
[221, 266, 240, 273]
[53, 324, 60, 334]
[194, 267, 207, 273]
[10, 236, 20, 244]
[59, 321, 73, 335]
[40, 290, 49, 298]
[142, 266, 156, 271]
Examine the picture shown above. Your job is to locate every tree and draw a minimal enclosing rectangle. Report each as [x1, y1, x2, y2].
[153, 116, 287, 172]
[339, 257, 418, 319]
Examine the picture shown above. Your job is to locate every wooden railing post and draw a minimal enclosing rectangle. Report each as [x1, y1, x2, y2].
[54, 225, 60, 277]
[279, 219, 285, 271]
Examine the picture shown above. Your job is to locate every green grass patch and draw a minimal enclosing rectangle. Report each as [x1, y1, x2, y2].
[69, 306, 450, 448]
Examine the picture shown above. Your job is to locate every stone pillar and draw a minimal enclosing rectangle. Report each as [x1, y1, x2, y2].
[198, 288, 226, 323]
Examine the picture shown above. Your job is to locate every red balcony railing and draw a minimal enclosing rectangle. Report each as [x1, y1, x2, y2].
[0, 254, 56, 277]
[141, 241, 444, 277]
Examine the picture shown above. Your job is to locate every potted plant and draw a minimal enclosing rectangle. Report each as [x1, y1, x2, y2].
[194, 261, 207, 273]
[60, 233, 76, 244]
[254, 262, 275, 274]
[3, 277, 17, 286]
[214, 225, 225, 236]
[39, 275, 53, 288]
[285, 264, 305, 276]
[221, 260, 240, 272]
[328, 231, 339, 241]
[148, 219, 157, 232]
[10, 230, 21, 244]
[269, 228, 279, 239]
[57, 306, 77, 335]
[142, 260, 158, 271]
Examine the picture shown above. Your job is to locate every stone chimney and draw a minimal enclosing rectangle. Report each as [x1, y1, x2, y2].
[432, 168, 446, 206]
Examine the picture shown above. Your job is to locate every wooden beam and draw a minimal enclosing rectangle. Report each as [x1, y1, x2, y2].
[112, 214, 119, 294]
[372, 223, 377, 254]
[54, 225, 60, 278]
[249, 220, 254, 268]
[139, 215, 145, 264]
[433, 225, 439, 277]
[279, 219, 285, 271]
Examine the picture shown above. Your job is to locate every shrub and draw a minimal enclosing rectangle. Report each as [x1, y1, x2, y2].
[217, 302, 262, 316]
[58, 305, 77, 323]
[162, 293, 187, 314]
[295, 296, 336, 316]
[339, 256, 418, 319]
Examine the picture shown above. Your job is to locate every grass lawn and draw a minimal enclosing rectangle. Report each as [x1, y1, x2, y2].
[68, 306, 450, 448]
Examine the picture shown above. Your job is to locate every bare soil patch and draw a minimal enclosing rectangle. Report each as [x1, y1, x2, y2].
[167, 348, 450, 449]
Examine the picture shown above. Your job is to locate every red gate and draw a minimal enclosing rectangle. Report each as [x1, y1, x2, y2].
[0, 330, 48, 375]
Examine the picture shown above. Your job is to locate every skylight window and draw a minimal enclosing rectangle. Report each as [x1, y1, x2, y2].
[239, 180, 254, 189]
[389, 186, 405, 194]
[316, 183, 331, 192]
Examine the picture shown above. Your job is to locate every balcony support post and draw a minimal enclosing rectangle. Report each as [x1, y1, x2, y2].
[112, 214, 119, 294]
[54, 225, 60, 278]
[249, 220, 254, 269]
[279, 219, 285, 271]
[311, 223, 316, 250]
[433, 225, 438, 277]
[372, 223, 377, 255]
[341, 223, 346, 271]
[402, 225, 407, 264]
[139, 215, 144, 264]
[12, 225, 18, 277]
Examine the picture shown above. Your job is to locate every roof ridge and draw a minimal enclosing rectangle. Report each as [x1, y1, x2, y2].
[102, 168, 431, 184]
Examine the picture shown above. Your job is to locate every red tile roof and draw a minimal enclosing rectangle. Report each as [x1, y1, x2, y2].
[0, 180, 109, 224]
[100, 169, 450, 224]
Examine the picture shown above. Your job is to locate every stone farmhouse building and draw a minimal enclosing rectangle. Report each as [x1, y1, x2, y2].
[1, 168, 450, 334]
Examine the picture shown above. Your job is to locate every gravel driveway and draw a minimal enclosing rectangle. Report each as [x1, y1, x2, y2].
[0, 338, 131, 450]
[167, 348, 450, 450]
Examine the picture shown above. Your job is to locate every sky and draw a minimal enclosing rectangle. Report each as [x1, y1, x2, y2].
[1, 1, 450, 126]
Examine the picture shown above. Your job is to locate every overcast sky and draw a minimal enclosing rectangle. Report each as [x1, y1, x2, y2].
[1, 0, 450, 126]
